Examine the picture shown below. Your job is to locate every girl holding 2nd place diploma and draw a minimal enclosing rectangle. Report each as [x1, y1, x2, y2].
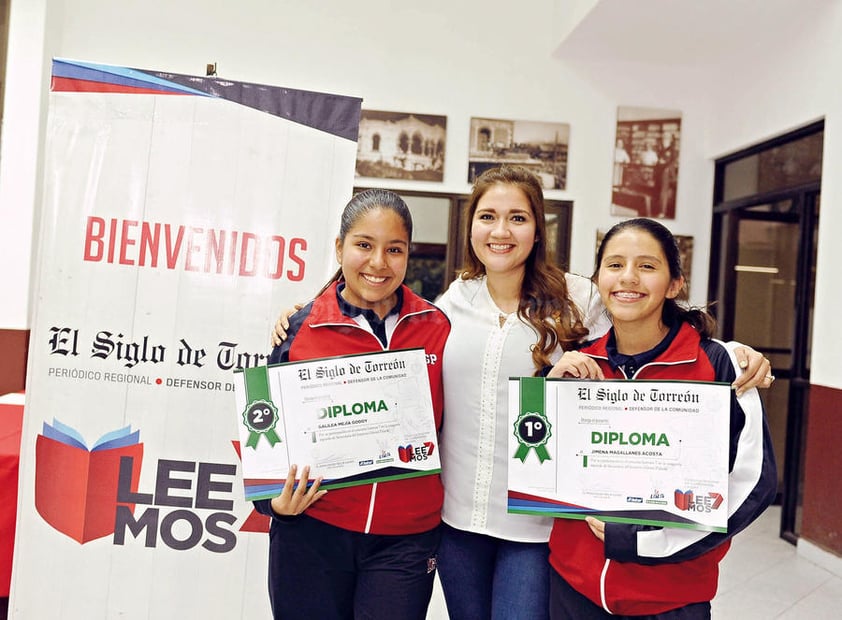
[252, 189, 450, 620]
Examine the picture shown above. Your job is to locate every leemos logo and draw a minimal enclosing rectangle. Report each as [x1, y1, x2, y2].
[674, 489, 725, 513]
[34, 419, 268, 550]
[398, 442, 435, 463]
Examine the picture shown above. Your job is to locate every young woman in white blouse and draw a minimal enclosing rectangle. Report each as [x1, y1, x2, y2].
[433, 165, 607, 619]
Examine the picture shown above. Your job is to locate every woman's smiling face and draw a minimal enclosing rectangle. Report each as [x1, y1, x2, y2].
[470, 183, 536, 278]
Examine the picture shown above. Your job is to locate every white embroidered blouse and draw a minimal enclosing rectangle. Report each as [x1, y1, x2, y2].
[435, 274, 610, 542]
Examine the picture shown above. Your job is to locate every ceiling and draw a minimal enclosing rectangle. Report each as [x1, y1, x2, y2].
[553, 0, 832, 66]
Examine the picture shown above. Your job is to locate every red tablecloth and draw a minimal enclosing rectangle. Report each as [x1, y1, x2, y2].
[0, 393, 24, 597]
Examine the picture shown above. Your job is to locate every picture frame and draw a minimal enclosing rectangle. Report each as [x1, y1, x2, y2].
[355, 109, 446, 181]
[468, 117, 569, 190]
[611, 106, 682, 220]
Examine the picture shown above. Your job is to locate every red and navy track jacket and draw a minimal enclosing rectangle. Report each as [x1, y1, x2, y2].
[253, 282, 450, 535]
[549, 322, 777, 616]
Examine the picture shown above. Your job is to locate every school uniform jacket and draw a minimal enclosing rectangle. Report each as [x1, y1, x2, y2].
[549, 322, 777, 616]
[253, 282, 450, 535]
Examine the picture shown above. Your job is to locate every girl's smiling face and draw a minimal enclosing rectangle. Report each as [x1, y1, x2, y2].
[335, 207, 409, 318]
[597, 228, 684, 330]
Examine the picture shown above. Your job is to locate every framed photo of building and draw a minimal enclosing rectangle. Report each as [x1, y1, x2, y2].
[468, 117, 569, 190]
[611, 107, 682, 220]
[355, 110, 446, 181]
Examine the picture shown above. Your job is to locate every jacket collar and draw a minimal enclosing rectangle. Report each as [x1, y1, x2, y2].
[309, 281, 434, 326]
[586, 321, 701, 370]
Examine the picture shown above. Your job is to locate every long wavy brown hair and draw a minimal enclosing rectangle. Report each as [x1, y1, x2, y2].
[460, 165, 589, 373]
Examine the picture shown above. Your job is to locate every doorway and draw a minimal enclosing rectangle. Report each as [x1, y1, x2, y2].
[708, 121, 822, 543]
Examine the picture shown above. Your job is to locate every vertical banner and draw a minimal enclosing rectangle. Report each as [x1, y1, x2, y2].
[11, 59, 360, 618]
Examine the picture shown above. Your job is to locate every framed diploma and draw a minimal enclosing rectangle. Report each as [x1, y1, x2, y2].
[508, 377, 732, 532]
[234, 348, 440, 500]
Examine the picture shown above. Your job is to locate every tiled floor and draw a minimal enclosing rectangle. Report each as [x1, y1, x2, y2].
[711, 506, 842, 619]
[2, 507, 837, 619]
[426, 506, 842, 619]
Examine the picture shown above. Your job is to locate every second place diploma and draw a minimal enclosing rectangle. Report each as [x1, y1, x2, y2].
[234, 348, 440, 500]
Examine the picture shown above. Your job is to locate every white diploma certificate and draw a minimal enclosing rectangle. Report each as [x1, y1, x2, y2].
[234, 348, 440, 500]
[508, 377, 732, 532]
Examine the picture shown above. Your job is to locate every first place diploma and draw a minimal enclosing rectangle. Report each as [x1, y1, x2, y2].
[508, 377, 732, 532]
[234, 348, 440, 501]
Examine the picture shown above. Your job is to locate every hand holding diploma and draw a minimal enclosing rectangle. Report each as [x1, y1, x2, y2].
[507, 377, 732, 532]
[585, 516, 606, 542]
[548, 351, 605, 380]
[270, 464, 327, 516]
[234, 348, 441, 501]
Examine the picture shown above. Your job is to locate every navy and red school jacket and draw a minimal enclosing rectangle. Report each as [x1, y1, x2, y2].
[549, 321, 777, 616]
[253, 282, 450, 535]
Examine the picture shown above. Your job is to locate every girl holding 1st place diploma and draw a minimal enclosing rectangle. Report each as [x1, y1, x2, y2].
[546, 218, 777, 620]
[432, 167, 771, 620]
[252, 189, 450, 620]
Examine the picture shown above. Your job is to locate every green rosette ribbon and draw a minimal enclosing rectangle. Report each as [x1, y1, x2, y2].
[513, 376, 552, 463]
[242, 366, 282, 449]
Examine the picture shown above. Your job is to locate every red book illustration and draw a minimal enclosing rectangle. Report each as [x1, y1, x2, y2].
[35, 419, 143, 544]
[674, 489, 693, 511]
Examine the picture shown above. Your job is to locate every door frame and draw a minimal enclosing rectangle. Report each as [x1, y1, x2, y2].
[708, 122, 822, 543]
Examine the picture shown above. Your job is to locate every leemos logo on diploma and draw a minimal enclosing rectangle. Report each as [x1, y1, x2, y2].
[507, 377, 731, 532]
[233, 348, 440, 501]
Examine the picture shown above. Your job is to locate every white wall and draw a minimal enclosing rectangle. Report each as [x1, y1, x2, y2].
[555, 57, 718, 300]
[701, 1, 842, 390]
[0, 0, 643, 328]
[0, 0, 49, 328]
[551, 0, 842, 389]
[3, 0, 840, 392]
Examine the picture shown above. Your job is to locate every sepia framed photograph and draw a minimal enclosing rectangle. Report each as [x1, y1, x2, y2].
[468, 117, 569, 190]
[611, 106, 682, 220]
[355, 110, 446, 181]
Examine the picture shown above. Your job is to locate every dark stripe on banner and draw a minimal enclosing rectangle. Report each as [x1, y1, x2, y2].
[52, 59, 361, 141]
[141, 70, 362, 141]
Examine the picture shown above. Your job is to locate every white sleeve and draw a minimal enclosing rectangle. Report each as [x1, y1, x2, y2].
[565, 273, 610, 339]
[434, 286, 452, 317]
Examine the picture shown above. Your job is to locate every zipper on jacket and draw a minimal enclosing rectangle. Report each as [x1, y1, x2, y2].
[364, 482, 378, 533]
[600, 558, 614, 614]
[632, 355, 697, 378]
